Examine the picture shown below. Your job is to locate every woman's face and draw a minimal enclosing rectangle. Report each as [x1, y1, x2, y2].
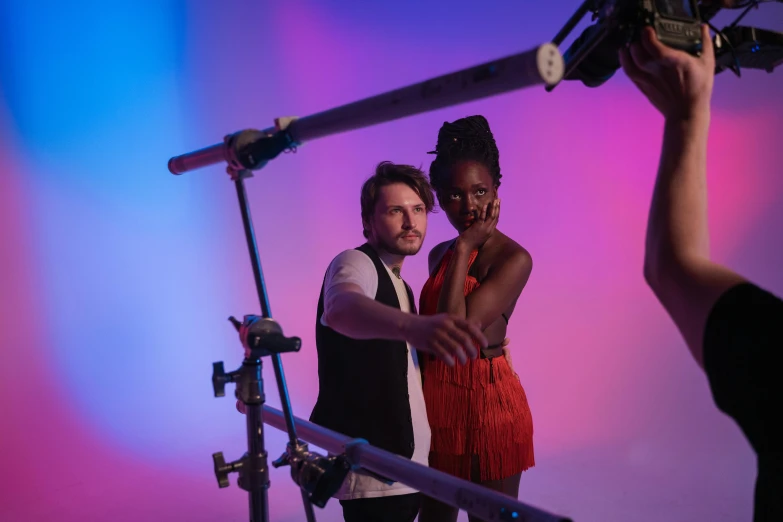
[438, 159, 498, 234]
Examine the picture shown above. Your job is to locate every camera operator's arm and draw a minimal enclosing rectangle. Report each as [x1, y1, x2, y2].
[322, 250, 483, 365]
[619, 27, 746, 368]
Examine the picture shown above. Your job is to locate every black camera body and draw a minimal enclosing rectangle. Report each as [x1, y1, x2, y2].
[553, 0, 782, 89]
[645, 0, 704, 54]
[597, 0, 704, 54]
[559, 0, 704, 87]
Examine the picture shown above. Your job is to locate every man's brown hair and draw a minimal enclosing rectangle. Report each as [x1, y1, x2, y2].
[360, 161, 435, 238]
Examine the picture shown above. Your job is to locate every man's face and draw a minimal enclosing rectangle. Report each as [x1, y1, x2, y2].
[365, 183, 427, 256]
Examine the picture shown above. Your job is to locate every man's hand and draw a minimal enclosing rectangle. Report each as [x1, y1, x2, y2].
[619, 25, 715, 121]
[405, 314, 486, 366]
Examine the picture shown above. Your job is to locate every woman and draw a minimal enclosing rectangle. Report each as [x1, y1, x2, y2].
[418, 115, 535, 522]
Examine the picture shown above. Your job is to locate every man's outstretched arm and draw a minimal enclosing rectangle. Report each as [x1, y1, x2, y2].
[324, 283, 483, 366]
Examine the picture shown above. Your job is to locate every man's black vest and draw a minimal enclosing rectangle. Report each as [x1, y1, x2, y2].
[310, 243, 418, 459]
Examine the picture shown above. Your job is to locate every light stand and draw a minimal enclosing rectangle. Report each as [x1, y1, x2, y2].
[209, 167, 348, 522]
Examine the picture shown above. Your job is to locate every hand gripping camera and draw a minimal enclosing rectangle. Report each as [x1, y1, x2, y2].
[547, 0, 783, 90]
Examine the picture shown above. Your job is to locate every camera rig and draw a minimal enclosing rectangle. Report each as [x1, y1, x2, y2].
[546, 0, 783, 90]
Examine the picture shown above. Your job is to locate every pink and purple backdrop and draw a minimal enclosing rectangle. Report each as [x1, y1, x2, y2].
[1, 2, 782, 521]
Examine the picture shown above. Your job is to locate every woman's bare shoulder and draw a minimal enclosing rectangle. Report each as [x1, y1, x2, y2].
[428, 239, 454, 275]
[488, 233, 532, 270]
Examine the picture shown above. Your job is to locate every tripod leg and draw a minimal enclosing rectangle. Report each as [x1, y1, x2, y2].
[235, 175, 301, 448]
[301, 490, 317, 522]
[249, 488, 268, 522]
[245, 401, 270, 521]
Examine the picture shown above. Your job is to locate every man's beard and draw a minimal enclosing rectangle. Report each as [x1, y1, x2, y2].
[378, 233, 423, 256]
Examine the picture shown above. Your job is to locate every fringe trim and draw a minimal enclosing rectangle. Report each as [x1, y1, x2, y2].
[423, 357, 535, 480]
[420, 246, 535, 481]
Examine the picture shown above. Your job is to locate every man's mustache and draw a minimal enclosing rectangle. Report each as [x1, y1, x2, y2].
[398, 231, 422, 238]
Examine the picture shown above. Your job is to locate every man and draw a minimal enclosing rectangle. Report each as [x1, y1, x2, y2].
[620, 24, 782, 521]
[311, 161, 486, 522]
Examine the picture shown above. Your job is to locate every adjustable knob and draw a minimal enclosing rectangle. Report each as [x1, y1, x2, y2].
[212, 452, 231, 488]
[212, 362, 236, 397]
[272, 452, 290, 469]
[212, 362, 226, 397]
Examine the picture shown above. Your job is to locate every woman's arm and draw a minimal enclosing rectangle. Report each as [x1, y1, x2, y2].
[468, 248, 532, 329]
[437, 242, 532, 329]
[436, 200, 532, 329]
[435, 240, 473, 319]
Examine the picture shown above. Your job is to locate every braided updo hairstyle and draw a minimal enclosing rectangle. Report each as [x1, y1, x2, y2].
[428, 115, 502, 199]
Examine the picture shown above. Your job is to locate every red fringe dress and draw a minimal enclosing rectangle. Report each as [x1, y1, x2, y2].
[419, 247, 535, 481]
